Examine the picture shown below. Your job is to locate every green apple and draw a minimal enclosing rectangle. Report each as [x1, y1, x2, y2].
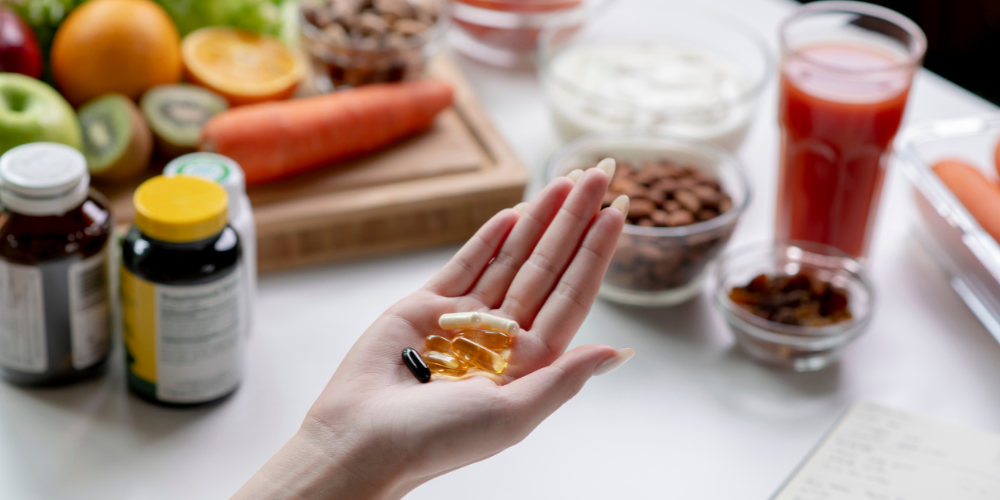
[0, 73, 81, 155]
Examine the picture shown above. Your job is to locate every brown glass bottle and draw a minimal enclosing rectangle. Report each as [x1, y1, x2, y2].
[0, 143, 114, 386]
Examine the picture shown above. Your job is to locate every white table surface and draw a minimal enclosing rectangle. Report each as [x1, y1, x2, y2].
[4, 1, 1000, 499]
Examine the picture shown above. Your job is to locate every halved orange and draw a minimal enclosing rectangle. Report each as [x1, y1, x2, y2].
[182, 27, 304, 106]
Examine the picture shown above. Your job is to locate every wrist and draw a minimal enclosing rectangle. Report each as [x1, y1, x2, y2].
[232, 420, 407, 500]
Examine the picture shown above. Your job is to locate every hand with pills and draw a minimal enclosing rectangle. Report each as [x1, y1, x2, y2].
[232, 160, 634, 500]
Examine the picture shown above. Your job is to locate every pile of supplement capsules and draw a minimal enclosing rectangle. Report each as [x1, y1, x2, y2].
[402, 312, 518, 382]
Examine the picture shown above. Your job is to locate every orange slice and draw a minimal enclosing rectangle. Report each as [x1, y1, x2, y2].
[182, 27, 304, 106]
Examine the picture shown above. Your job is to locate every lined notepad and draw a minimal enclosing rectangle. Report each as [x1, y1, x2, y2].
[773, 402, 1000, 499]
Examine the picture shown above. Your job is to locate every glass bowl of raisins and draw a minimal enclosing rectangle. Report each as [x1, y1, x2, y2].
[545, 133, 752, 306]
[712, 240, 875, 372]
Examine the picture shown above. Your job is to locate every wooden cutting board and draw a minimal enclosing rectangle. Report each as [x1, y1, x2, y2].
[99, 55, 528, 274]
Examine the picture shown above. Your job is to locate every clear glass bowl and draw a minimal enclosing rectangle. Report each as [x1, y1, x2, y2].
[449, 0, 584, 67]
[545, 133, 751, 306]
[895, 115, 1000, 345]
[300, 0, 448, 91]
[537, 0, 772, 151]
[712, 241, 875, 372]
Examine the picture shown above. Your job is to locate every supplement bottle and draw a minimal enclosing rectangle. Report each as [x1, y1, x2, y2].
[121, 176, 243, 406]
[0, 143, 113, 385]
[163, 153, 256, 334]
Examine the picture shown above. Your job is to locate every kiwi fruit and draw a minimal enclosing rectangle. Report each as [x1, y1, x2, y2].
[78, 93, 152, 181]
[140, 84, 228, 159]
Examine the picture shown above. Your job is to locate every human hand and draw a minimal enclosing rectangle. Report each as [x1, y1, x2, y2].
[233, 165, 632, 500]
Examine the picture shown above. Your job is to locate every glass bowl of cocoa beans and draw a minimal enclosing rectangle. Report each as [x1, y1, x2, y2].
[545, 134, 752, 306]
[300, 0, 448, 91]
[711, 240, 875, 372]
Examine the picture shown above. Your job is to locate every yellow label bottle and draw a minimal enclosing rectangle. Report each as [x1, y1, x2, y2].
[120, 176, 243, 406]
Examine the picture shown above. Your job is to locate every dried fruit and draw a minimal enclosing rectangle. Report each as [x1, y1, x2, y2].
[729, 272, 852, 327]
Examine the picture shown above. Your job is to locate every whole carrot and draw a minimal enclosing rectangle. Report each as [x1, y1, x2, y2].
[199, 80, 453, 185]
[933, 159, 1000, 243]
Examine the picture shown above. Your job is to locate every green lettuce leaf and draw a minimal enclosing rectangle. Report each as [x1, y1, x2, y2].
[152, 0, 285, 37]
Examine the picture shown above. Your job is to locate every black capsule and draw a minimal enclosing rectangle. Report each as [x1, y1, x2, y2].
[402, 347, 431, 383]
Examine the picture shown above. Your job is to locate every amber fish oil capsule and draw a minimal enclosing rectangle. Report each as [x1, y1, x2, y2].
[425, 335, 452, 353]
[423, 350, 469, 377]
[439, 312, 519, 337]
[458, 330, 510, 351]
[451, 337, 507, 374]
[402, 347, 431, 383]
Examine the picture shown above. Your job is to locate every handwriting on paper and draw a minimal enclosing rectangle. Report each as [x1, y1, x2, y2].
[773, 401, 1000, 500]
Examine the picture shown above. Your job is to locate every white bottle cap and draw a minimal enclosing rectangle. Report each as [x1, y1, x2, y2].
[164, 153, 247, 219]
[0, 142, 90, 216]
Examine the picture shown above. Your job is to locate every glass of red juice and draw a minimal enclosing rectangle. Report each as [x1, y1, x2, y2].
[776, 2, 926, 261]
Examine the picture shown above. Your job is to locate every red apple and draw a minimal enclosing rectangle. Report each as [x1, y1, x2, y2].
[0, 7, 42, 79]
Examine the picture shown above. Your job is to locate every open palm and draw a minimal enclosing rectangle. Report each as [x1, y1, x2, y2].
[234, 166, 631, 500]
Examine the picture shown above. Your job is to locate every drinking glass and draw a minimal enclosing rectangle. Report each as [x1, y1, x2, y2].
[776, 1, 926, 260]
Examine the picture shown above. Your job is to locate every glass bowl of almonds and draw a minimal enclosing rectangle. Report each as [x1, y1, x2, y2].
[300, 0, 448, 91]
[545, 133, 752, 306]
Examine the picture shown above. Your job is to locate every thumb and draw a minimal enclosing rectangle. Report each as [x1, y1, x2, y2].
[498, 345, 634, 438]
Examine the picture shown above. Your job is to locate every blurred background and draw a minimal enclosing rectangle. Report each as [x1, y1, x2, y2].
[6, 0, 1000, 104]
[801, 0, 1000, 105]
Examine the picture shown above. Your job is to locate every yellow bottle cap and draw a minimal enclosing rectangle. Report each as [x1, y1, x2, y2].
[133, 176, 229, 243]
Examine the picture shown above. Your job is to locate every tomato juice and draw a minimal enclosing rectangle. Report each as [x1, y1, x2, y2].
[776, 43, 915, 259]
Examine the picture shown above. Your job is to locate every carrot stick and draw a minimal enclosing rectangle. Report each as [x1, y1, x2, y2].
[199, 80, 453, 185]
[933, 159, 1000, 243]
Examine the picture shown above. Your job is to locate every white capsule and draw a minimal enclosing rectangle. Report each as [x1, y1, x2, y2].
[438, 312, 519, 336]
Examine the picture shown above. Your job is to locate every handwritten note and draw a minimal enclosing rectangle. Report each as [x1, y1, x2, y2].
[773, 402, 1000, 500]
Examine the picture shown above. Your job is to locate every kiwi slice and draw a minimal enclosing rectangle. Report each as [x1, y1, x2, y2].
[140, 84, 228, 159]
[79, 93, 152, 181]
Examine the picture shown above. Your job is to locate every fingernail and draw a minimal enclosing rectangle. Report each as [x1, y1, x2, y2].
[594, 348, 634, 376]
[596, 158, 616, 179]
[610, 194, 629, 215]
[566, 169, 584, 183]
[512, 202, 529, 214]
